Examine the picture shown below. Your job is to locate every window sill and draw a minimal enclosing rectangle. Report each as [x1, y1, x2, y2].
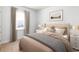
[16, 28, 24, 31]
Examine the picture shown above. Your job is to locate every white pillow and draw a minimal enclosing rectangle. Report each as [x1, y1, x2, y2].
[44, 27, 55, 32]
[63, 35, 68, 39]
[55, 28, 65, 35]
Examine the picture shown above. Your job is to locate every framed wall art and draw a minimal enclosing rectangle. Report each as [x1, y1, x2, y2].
[49, 10, 63, 21]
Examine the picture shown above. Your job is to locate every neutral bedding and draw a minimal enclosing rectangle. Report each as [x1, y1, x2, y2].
[0, 23, 72, 52]
[25, 32, 72, 52]
[0, 32, 72, 52]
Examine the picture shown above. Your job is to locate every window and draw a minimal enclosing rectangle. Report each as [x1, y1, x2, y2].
[16, 10, 25, 30]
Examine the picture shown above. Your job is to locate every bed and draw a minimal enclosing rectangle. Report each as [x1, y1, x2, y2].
[21, 23, 72, 52]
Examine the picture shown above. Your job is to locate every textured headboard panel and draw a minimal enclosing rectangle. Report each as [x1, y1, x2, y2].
[46, 23, 70, 41]
[47, 23, 69, 28]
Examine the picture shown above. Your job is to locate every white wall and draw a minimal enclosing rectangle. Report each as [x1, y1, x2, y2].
[0, 7, 3, 41]
[0, 6, 11, 43]
[0, 6, 37, 43]
[37, 6, 79, 26]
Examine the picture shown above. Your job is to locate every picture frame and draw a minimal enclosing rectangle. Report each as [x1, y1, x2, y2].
[49, 10, 63, 21]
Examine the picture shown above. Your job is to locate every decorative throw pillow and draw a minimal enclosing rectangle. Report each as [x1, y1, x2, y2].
[44, 27, 55, 32]
[55, 28, 65, 35]
[63, 35, 68, 39]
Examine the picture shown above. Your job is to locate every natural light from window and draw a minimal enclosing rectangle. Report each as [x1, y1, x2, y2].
[16, 10, 25, 30]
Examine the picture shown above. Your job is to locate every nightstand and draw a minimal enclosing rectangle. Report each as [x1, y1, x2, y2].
[70, 35, 79, 51]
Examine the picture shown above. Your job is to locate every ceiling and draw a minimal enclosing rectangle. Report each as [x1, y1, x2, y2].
[26, 6, 49, 10]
